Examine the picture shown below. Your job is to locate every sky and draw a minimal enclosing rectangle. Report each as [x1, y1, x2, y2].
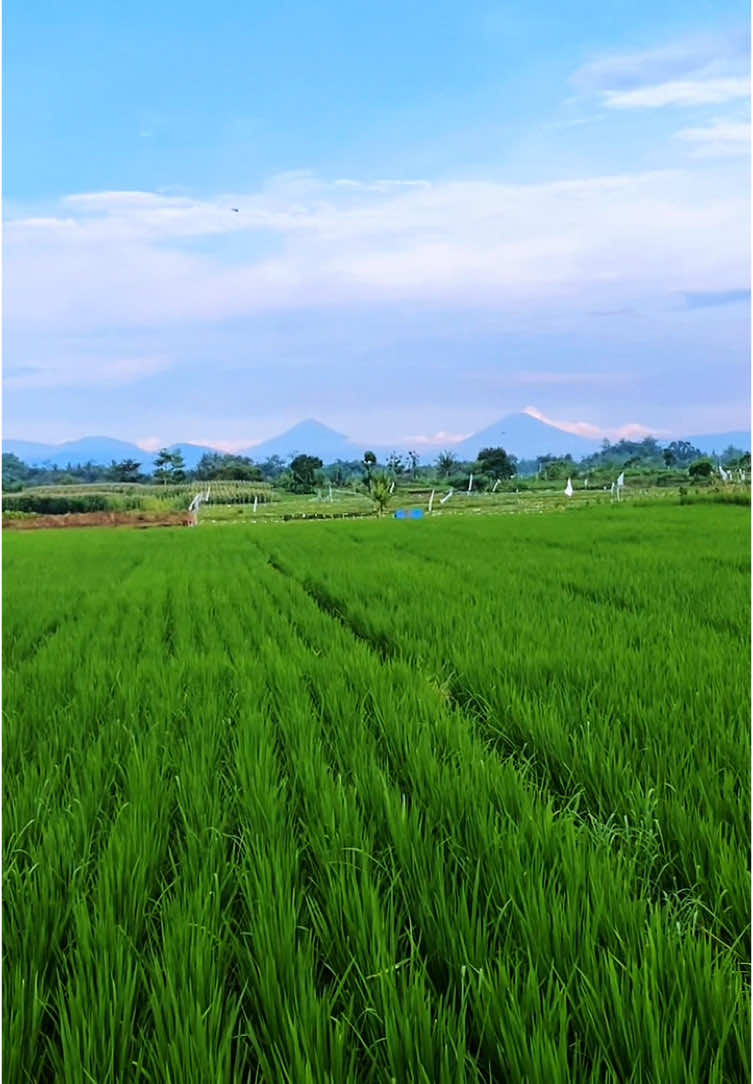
[3, 0, 750, 449]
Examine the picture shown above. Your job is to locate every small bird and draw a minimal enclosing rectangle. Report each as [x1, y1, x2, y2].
[230, 207, 239, 213]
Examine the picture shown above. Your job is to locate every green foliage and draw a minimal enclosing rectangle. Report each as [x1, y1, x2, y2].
[153, 448, 186, 484]
[476, 446, 517, 479]
[369, 473, 392, 516]
[435, 450, 457, 477]
[2, 452, 30, 488]
[2, 453, 118, 489]
[107, 458, 143, 483]
[362, 450, 377, 486]
[688, 458, 714, 481]
[195, 453, 263, 481]
[324, 459, 363, 486]
[3, 493, 111, 514]
[2, 505, 749, 1082]
[582, 436, 668, 470]
[386, 451, 406, 477]
[289, 454, 324, 494]
[679, 488, 751, 507]
[537, 455, 576, 481]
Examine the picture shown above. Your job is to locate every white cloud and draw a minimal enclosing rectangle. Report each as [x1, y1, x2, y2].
[674, 118, 750, 157]
[3, 167, 748, 366]
[505, 371, 628, 387]
[604, 77, 750, 109]
[573, 30, 748, 91]
[400, 431, 472, 447]
[522, 406, 668, 441]
[4, 355, 171, 390]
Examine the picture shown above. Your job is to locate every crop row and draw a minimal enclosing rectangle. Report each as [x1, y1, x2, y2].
[260, 505, 750, 956]
[3, 506, 749, 1081]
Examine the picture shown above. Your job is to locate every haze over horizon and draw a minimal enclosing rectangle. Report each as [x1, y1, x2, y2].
[4, 1, 750, 446]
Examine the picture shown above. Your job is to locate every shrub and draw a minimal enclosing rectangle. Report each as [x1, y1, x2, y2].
[2, 493, 109, 515]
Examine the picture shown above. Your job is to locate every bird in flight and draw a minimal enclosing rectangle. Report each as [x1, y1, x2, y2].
[230, 207, 239, 213]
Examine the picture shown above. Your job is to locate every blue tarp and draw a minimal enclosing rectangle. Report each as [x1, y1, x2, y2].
[394, 508, 424, 520]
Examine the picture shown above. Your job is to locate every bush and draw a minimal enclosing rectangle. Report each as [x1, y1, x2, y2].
[2, 493, 110, 515]
[688, 459, 714, 482]
[656, 472, 688, 488]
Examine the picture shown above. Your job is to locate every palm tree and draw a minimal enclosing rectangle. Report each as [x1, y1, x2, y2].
[370, 474, 392, 517]
[436, 450, 457, 478]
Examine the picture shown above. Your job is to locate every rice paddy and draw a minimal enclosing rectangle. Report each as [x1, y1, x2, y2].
[3, 501, 750, 1082]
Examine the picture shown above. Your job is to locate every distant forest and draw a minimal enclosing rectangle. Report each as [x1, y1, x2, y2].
[2, 437, 750, 494]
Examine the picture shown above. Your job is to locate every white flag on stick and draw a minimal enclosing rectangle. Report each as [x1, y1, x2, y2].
[616, 472, 625, 488]
[564, 478, 573, 497]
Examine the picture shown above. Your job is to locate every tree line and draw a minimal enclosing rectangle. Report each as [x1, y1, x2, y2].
[3, 438, 749, 495]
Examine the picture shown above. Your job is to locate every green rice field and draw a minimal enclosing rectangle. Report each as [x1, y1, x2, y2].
[3, 502, 750, 1081]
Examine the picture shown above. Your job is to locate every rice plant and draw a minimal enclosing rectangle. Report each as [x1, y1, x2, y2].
[3, 502, 749, 1081]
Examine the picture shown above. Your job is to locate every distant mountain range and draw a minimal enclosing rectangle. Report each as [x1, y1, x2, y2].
[242, 420, 363, 464]
[3, 415, 750, 469]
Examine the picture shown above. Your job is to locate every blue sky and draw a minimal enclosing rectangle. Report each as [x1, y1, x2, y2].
[4, 0, 750, 448]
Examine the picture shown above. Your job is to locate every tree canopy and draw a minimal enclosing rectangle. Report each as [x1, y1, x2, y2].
[475, 446, 517, 479]
[289, 454, 324, 493]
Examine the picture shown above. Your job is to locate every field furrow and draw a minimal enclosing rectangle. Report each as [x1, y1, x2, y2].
[3, 504, 749, 1082]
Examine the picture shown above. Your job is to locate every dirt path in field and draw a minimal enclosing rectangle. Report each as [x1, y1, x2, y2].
[3, 511, 192, 530]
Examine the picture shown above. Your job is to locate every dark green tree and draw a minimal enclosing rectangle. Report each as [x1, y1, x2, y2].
[153, 448, 185, 484]
[196, 453, 262, 481]
[258, 455, 287, 481]
[664, 441, 703, 467]
[436, 450, 457, 478]
[688, 459, 713, 481]
[362, 450, 377, 486]
[476, 446, 517, 480]
[2, 453, 30, 489]
[537, 455, 575, 481]
[386, 451, 405, 477]
[290, 454, 324, 493]
[108, 458, 143, 482]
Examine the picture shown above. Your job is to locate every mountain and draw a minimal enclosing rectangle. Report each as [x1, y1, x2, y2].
[2, 439, 65, 463]
[2, 436, 221, 471]
[242, 420, 363, 463]
[2, 436, 153, 469]
[4, 419, 749, 472]
[166, 443, 219, 471]
[682, 431, 750, 455]
[454, 413, 601, 461]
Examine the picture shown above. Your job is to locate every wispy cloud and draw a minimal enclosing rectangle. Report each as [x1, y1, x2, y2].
[573, 29, 748, 90]
[399, 431, 472, 448]
[4, 355, 171, 390]
[467, 369, 630, 389]
[587, 306, 638, 317]
[5, 168, 747, 341]
[681, 288, 750, 309]
[523, 406, 667, 441]
[573, 29, 750, 111]
[674, 118, 750, 156]
[604, 77, 749, 109]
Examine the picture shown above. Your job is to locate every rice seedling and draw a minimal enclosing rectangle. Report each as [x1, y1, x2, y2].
[3, 502, 749, 1081]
